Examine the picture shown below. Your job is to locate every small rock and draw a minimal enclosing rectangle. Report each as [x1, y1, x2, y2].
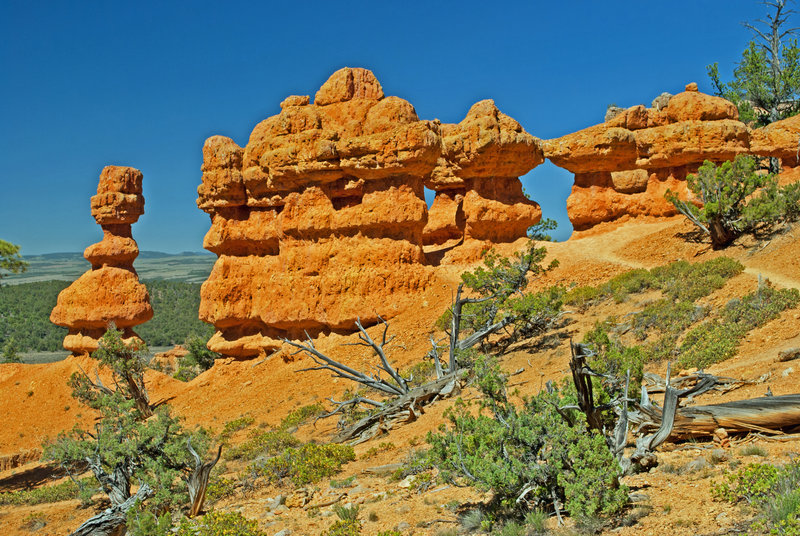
[685, 82, 698, 92]
[682, 457, 711, 474]
[396, 521, 411, 531]
[716, 511, 729, 524]
[398, 475, 415, 488]
[274, 530, 291, 536]
[273, 505, 288, 514]
[349, 484, 365, 495]
[778, 347, 800, 362]
[783, 367, 795, 378]
[396, 505, 411, 514]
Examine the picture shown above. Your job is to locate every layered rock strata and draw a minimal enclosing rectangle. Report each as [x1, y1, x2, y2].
[544, 83, 800, 230]
[51, 166, 153, 354]
[423, 99, 543, 246]
[197, 68, 543, 357]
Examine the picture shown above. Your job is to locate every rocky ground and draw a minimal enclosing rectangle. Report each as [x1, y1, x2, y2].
[1, 215, 799, 535]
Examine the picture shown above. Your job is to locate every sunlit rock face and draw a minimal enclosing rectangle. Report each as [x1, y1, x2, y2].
[50, 166, 153, 354]
[543, 82, 800, 231]
[196, 68, 544, 357]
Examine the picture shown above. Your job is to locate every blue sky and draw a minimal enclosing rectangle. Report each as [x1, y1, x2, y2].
[0, 1, 771, 253]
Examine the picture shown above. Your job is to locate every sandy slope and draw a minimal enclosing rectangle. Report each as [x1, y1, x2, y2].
[1, 216, 798, 535]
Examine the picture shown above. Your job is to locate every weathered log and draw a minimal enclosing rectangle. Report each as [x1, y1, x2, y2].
[633, 394, 800, 437]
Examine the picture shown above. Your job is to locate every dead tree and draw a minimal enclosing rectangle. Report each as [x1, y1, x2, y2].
[568, 343, 715, 474]
[284, 317, 463, 444]
[187, 440, 222, 517]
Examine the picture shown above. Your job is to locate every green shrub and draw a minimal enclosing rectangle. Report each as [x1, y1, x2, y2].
[712, 462, 780, 504]
[678, 286, 799, 369]
[227, 429, 301, 460]
[253, 443, 355, 486]
[0, 478, 91, 505]
[428, 356, 627, 521]
[667, 155, 800, 247]
[176, 511, 266, 536]
[325, 520, 360, 536]
[205, 475, 237, 502]
[279, 403, 325, 430]
[218, 415, 255, 440]
[583, 322, 645, 385]
[633, 300, 705, 340]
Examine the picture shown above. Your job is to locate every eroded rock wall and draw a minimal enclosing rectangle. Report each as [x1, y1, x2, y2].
[50, 166, 153, 354]
[543, 83, 800, 230]
[197, 68, 544, 357]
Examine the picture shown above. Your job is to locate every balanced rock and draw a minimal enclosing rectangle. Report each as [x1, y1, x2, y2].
[197, 68, 543, 358]
[50, 166, 153, 354]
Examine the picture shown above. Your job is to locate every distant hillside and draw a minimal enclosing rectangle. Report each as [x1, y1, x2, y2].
[6, 251, 216, 285]
[0, 279, 213, 352]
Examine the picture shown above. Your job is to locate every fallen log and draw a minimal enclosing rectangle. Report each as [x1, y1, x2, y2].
[633, 394, 800, 438]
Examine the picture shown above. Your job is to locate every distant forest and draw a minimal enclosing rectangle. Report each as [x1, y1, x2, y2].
[0, 280, 213, 352]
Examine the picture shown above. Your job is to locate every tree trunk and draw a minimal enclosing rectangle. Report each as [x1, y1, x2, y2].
[69, 483, 152, 536]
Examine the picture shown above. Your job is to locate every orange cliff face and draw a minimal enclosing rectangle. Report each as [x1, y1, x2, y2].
[50, 166, 153, 355]
[196, 67, 544, 358]
[543, 83, 800, 231]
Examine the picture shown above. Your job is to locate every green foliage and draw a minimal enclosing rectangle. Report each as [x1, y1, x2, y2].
[527, 218, 558, 241]
[126, 510, 173, 536]
[174, 333, 221, 381]
[334, 504, 360, 522]
[325, 520, 361, 536]
[428, 355, 627, 521]
[0, 239, 28, 283]
[251, 443, 355, 487]
[176, 511, 266, 536]
[2, 336, 22, 363]
[227, 429, 301, 461]
[0, 279, 213, 353]
[44, 327, 213, 525]
[677, 285, 800, 369]
[0, 478, 91, 505]
[708, 41, 800, 127]
[136, 280, 214, 347]
[711, 461, 800, 533]
[330, 475, 356, 488]
[565, 257, 743, 309]
[667, 156, 800, 247]
[279, 403, 325, 430]
[205, 475, 237, 503]
[70, 326, 152, 416]
[583, 323, 645, 385]
[0, 280, 68, 352]
[217, 415, 256, 444]
[375, 531, 402, 536]
[438, 240, 562, 351]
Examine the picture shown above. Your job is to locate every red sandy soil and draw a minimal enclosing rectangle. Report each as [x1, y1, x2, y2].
[1, 216, 799, 535]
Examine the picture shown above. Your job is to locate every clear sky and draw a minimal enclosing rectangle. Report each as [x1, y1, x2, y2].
[0, 0, 771, 253]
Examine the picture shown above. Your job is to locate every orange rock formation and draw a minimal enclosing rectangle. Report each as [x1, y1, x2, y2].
[50, 166, 153, 354]
[197, 67, 542, 357]
[543, 83, 800, 230]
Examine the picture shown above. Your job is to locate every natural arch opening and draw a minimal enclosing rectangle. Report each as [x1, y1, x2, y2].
[520, 160, 574, 241]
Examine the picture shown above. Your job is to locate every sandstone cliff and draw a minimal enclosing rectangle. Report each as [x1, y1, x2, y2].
[197, 67, 542, 357]
[50, 166, 153, 354]
[543, 83, 800, 230]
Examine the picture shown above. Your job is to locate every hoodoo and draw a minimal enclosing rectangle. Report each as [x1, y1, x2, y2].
[196, 67, 544, 358]
[543, 83, 800, 231]
[50, 166, 153, 354]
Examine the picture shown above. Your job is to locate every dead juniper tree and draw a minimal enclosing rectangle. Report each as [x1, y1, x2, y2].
[283, 317, 463, 444]
[44, 328, 221, 535]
